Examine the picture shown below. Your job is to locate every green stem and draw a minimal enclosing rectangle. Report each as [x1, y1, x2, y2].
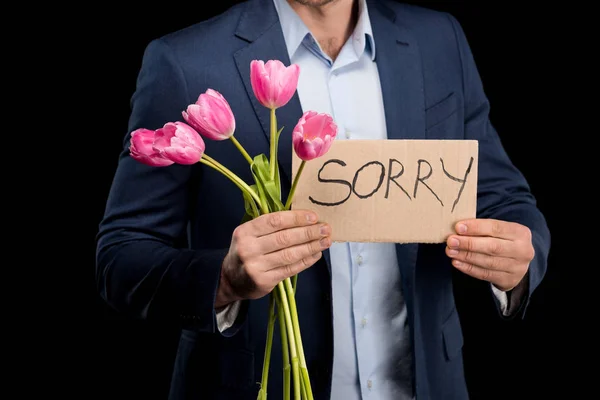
[269, 108, 277, 181]
[259, 293, 277, 398]
[284, 278, 313, 400]
[284, 160, 306, 210]
[229, 135, 253, 165]
[277, 282, 301, 400]
[276, 289, 291, 400]
[300, 369, 312, 400]
[292, 274, 297, 294]
[199, 155, 261, 206]
[292, 357, 300, 400]
[300, 370, 308, 400]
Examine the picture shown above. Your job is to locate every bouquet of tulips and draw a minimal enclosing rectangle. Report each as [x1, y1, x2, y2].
[128, 59, 338, 400]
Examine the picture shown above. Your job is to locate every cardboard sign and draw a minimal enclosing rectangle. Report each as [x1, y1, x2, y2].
[291, 139, 478, 243]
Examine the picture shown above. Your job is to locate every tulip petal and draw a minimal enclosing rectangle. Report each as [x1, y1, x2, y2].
[183, 89, 235, 141]
[251, 59, 300, 109]
[292, 111, 338, 161]
[129, 128, 174, 167]
[164, 146, 201, 165]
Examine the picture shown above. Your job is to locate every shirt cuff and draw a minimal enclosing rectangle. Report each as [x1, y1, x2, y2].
[490, 272, 530, 318]
[491, 284, 509, 316]
[215, 300, 242, 332]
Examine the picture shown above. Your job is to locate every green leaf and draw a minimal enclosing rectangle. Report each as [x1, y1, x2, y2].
[255, 175, 270, 213]
[264, 180, 284, 212]
[253, 153, 270, 181]
[240, 211, 254, 224]
[241, 183, 260, 223]
[247, 184, 260, 216]
[252, 154, 284, 212]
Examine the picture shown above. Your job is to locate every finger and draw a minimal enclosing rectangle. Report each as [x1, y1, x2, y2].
[258, 223, 331, 254]
[262, 236, 331, 270]
[450, 258, 510, 283]
[248, 210, 319, 237]
[454, 219, 521, 240]
[270, 251, 323, 282]
[445, 246, 513, 272]
[446, 235, 515, 258]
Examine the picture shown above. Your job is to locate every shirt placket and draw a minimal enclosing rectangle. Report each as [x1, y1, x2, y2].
[350, 241, 375, 398]
[325, 38, 375, 398]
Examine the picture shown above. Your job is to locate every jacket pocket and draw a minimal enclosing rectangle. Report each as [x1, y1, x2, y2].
[425, 92, 458, 131]
[441, 306, 464, 361]
[179, 330, 255, 390]
[217, 348, 255, 389]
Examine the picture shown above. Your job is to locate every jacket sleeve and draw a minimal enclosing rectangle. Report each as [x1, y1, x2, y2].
[447, 14, 551, 319]
[95, 38, 247, 336]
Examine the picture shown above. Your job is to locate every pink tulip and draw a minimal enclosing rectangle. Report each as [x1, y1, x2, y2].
[152, 121, 205, 165]
[250, 60, 300, 109]
[182, 89, 236, 141]
[129, 128, 174, 167]
[292, 111, 338, 161]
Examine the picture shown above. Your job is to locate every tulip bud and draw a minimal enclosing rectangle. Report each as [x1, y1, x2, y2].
[153, 121, 206, 165]
[250, 59, 300, 109]
[292, 111, 338, 161]
[182, 89, 236, 141]
[129, 128, 174, 167]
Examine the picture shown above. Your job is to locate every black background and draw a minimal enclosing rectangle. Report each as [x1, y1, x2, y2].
[87, 1, 578, 399]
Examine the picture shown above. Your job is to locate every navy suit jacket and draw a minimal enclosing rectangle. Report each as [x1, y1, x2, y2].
[96, 0, 550, 399]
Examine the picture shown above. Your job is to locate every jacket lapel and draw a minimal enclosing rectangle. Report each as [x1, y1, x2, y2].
[368, 0, 426, 141]
[233, 0, 302, 187]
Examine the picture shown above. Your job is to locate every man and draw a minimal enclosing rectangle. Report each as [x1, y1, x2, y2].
[96, 0, 550, 399]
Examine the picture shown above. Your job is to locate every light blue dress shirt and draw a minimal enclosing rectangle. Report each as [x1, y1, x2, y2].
[216, 1, 511, 398]
[273, 1, 414, 398]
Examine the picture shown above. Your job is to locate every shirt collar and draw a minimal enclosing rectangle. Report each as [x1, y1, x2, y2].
[273, 0, 376, 62]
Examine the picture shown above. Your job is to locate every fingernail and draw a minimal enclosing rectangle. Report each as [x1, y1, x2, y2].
[313, 252, 322, 260]
[320, 224, 330, 236]
[306, 213, 317, 222]
[453, 260, 463, 267]
[320, 238, 330, 248]
[448, 248, 459, 256]
[448, 238, 459, 248]
[457, 224, 467, 234]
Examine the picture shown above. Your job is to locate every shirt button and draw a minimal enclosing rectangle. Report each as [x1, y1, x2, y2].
[356, 254, 363, 265]
[367, 380, 373, 389]
[361, 317, 367, 327]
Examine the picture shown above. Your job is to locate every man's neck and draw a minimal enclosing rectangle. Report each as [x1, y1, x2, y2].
[287, 0, 358, 61]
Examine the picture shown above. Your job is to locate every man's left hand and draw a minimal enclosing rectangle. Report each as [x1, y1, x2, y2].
[445, 218, 535, 291]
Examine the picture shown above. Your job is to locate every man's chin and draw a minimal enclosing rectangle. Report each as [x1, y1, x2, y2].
[291, 0, 340, 8]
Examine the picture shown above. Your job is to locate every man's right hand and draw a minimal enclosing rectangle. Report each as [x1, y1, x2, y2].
[215, 210, 331, 308]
